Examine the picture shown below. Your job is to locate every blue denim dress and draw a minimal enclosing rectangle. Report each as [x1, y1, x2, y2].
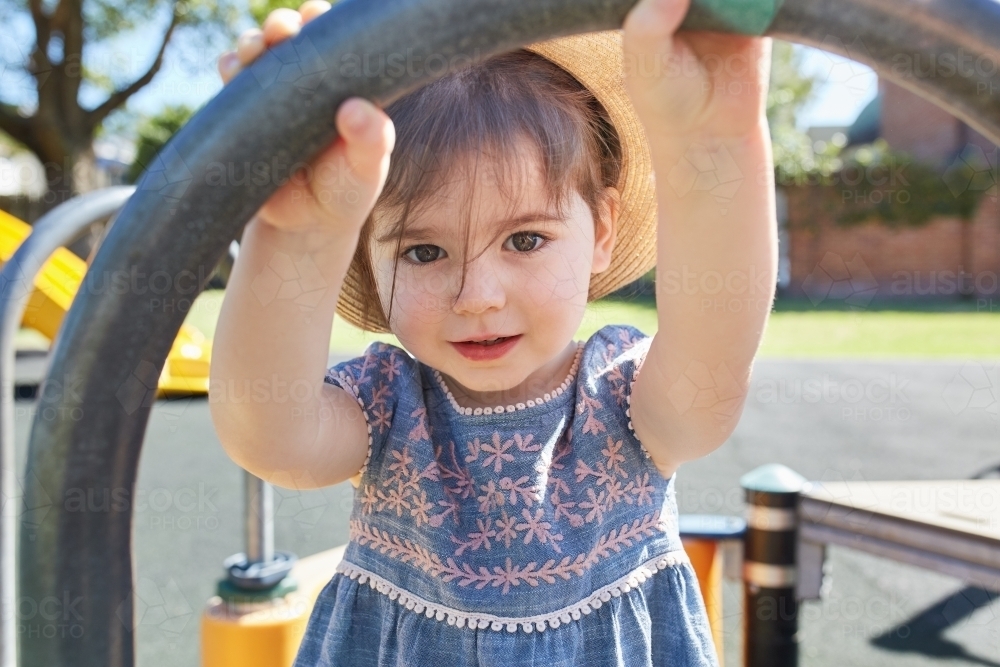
[293, 324, 719, 667]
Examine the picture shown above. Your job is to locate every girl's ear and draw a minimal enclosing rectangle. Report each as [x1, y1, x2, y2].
[592, 186, 620, 275]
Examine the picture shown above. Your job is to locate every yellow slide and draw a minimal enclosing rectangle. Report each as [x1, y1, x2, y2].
[0, 208, 210, 396]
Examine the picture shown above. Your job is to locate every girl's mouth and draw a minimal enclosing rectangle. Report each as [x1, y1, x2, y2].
[450, 335, 522, 361]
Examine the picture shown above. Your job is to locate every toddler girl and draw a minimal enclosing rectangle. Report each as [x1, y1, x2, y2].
[212, 0, 776, 664]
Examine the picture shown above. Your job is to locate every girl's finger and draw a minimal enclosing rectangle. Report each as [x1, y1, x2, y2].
[262, 8, 303, 46]
[335, 98, 395, 162]
[218, 51, 241, 83]
[299, 0, 332, 23]
[236, 28, 265, 67]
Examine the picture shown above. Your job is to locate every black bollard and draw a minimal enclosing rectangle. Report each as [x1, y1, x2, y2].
[740, 464, 807, 667]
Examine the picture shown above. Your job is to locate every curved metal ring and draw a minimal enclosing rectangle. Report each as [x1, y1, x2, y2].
[0, 186, 135, 667]
[17, 0, 1000, 665]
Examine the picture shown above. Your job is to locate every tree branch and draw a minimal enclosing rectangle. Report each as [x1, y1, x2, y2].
[86, 3, 182, 130]
[48, 0, 75, 30]
[59, 0, 86, 129]
[28, 0, 52, 67]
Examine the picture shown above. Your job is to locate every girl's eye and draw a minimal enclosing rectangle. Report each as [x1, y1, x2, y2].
[505, 232, 547, 253]
[402, 244, 445, 264]
[402, 232, 548, 264]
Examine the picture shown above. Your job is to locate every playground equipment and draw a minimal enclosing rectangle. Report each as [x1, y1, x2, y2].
[8, 0, 1000, 665]
[0, 206, 213, 396]
[0, 187, 222, 667]
[679, 515, 748, 667]
[741, 464, 1000, 667]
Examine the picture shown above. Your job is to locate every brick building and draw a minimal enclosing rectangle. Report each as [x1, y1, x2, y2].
[779, 78, 1000, 305]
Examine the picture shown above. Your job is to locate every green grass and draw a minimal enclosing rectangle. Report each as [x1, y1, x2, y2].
[759, 310, 1000, 358]
[21, 291, 1000, 359]
[569, 297, 1000, 359]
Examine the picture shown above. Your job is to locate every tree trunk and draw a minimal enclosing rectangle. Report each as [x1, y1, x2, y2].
[41, 144, 103, 211]
[39, 144, 109, 259]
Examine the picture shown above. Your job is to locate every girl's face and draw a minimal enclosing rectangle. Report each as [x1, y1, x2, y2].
[368, 140, 619, 406]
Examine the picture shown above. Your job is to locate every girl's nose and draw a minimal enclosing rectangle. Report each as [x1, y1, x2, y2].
[452, 257, 507, 315]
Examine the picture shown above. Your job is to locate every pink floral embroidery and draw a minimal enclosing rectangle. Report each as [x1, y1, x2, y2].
[609, 381, 627, 408]
[418, 461, 440, 482]
[350, 510, 667, 595]
[617, 327, 640, 352]
[434, 442, 475, 500]
[631, 472, 655, 506]
[578, 393, 606, 436]
[602, 438, 626, 471]
[600, 328, 643, 409]
[352, 352, 378, 387]
[410, 490, 434, 527]
[381, 352, 403, 382]
[495, 510, 518, 547]
[477, 480, 505, 513]
[465, 438, 483, 462]
[500, 475, 537, 507]
[408, 406, 431, 442]
[604, 477, 630, 510]
[451, 517, 497, 556]
[604, 352, 629, 408]
[371, 404, 393, 433]
[388, 448, 414, 477]
[514, 433, 540, 452]
[480, 433, 515, 473]
[379, 485, 409, 517]
[515, 508, 564, 553]
[366, 445, 449, 525]
[550, 488, 584, 528]
[580, 488, 606, 524]
[361, 484, 378, 515]
[371, 384, 392, 408]
[430, 496, 459, 528]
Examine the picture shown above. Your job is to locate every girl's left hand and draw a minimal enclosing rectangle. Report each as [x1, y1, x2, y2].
[622, 0, 772, 145]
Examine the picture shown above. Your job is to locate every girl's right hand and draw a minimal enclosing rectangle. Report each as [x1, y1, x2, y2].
[217, 0, 395, 235]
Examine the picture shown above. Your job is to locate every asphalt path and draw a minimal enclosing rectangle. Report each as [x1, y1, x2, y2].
[9, 355, 1000, 666]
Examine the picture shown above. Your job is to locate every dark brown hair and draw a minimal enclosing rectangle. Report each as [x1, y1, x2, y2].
[351, 48, 623, 331]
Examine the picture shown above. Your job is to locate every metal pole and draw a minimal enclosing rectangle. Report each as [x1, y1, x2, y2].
[244, 473, 273, 565]
[740, 464, 807, 667]
[0, 187, 134, 667]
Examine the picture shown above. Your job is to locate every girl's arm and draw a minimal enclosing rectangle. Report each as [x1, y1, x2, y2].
[209, 1, 395, 490]
[209, 220, 372, 490]
[622, 0, 778, 478]
[631, 122, 777, 479]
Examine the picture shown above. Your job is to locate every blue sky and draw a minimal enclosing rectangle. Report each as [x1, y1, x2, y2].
[795, 47, 878, 130]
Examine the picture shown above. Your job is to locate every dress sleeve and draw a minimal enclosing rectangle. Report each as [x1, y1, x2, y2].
[323, 341, 410, 477]
[585, 324, 657, 464]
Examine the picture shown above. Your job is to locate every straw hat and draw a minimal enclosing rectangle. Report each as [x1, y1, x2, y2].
[335, 30, 657, 333]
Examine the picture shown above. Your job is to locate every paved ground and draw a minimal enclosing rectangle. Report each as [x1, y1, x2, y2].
[10, 355, 1000, 666]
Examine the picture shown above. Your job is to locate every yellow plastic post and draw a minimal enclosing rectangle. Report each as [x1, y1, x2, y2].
[681, 537, 725, 666]
[201, 593, 313, 667]
[201, 546, 346, 667]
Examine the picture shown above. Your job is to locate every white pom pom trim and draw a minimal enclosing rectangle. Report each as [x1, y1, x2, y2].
[625, 346, 657, 463]
[434, 343, 583, 417]
[326, 371, 375, 477]
[336, 549, 689, 634]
